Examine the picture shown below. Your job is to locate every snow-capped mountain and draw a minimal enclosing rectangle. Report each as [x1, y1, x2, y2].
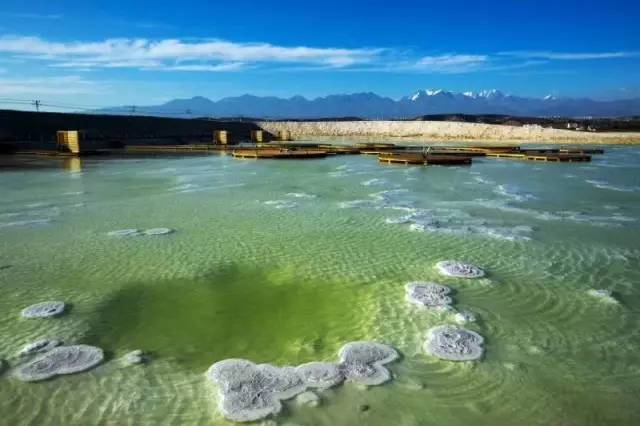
[100, 89, 640, 118]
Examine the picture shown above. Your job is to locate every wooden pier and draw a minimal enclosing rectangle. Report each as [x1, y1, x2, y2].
[486, 152, 591, 162]
[378, 152, 472, 166]
[232, 148, 328, 159]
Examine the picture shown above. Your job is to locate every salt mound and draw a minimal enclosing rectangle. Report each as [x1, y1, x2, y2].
[587, 289, 618, 303]
[107, 229, 141, 237]
[207, 359, 305, 423]
[14, 344, 104, 382]
[296, 362, 344, 388]
[142, 228, 174, 236]
[207, 341, 398, 422]
[338, 341, 399, 385]
[21, 301, 66, 318]
[436, 261, 485, 278]
[424, 326, 485, 361]
[19, 339, 62, 356]
[405, 282, 453, 310]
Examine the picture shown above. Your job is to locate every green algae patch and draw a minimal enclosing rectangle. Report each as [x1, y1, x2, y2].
[85, 265, 377, 370]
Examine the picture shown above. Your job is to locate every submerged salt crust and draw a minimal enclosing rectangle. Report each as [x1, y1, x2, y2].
[207, 341, 398, 422]
[424, 326, 485, 361]
[436, 260, 485, 278]
[20, 301, 66, 318]
[14, 345, 104, 382]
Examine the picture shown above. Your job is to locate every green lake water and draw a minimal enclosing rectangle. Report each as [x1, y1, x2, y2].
[1, 144, 639, 425]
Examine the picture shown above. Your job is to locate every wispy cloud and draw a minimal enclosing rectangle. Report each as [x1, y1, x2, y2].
[413, 54, 489, 73]
[0, 35, 382, 72]
[1, 13, 62, 20]
[0, 75, 100, 96]
[499, 50, 639, 60]
[0, 34, 636, 76]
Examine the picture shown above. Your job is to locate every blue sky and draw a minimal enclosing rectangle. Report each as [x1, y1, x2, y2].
[0, 0, 638, 109]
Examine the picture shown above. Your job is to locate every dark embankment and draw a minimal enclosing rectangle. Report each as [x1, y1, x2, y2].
[0, 109, 261, 151]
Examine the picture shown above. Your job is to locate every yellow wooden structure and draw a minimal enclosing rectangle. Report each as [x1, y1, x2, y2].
[250, 130, 264, 143]
[214, 130, 230, 145]
[277, 130, 292, 141]
[56, 130, 82, 154]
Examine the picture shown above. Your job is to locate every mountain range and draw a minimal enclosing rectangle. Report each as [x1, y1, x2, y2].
[100, 89, 640, 119]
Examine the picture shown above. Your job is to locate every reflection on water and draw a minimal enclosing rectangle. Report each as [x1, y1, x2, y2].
[62, 157, 83, 173]
[0, 146, 639, 425]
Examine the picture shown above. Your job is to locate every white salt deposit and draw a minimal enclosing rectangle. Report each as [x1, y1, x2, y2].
[338, 341, 399, 386]
[361, 178, 388, 187]
[587, 289, 618, 303]
[14, 345, 104, 382]
[405, 282, 453, 311]
[285, 192, 316, 199]
[142, 228, 174, 236]
[121, 350, 147, 365]
[424, 326, 485, 361]
[207, 359, 305, 423]
[494, 184, 536, 202]
[0, 219, 52, 228]
[296, 362, 344, 388]
[436, 261, 485, 278]
[107, 229, 141, 237]
[264, 200, 298, 209]
[21, 301, 66, 318]
[19, 339, 62, 356]
[454, 310, 477, 324]
[207, 341, 398, 422]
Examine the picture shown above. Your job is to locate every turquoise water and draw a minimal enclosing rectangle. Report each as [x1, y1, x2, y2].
[1, 145, 639, 425]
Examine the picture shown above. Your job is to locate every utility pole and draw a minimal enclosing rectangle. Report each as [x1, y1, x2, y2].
[129, 105, 137, 115]
[33, 100, 41, 112]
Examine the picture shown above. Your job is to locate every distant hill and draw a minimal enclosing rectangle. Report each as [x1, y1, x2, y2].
[99, 89, 640, 119]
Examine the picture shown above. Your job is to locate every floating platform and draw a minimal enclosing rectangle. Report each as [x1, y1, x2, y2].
[317, 144, 361, 154]
[378, 152, 472, 166]
[232, 148, 327, 159]
[354, 143, 396, 150]
[486, 152, 591, 162]
[125, 144, 228, 153]
[445, 146, 520, 153]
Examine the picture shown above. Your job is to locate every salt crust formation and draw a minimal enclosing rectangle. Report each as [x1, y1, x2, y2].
[142, 228, 174, 236]
[20, 301, 66, 318]
[107, 228, 174, 237]
[454, 310, 477, 324]
[107, 228, 141, 237]
[207, 341, 398, 422]
[14, 345, 104, 382]
[436, 261, 485, 278]
[587, 289, 618, 303]
[19, 339, 62, 356]
[424, 326, 485, 361]
[121, 350, 147, 365]
[405, 282, 453, 310]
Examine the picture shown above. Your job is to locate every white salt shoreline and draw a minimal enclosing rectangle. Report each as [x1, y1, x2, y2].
[258, 120, 640, 144]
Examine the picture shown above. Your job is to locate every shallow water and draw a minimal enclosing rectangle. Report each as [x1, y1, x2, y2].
[1, 146, 640, 425]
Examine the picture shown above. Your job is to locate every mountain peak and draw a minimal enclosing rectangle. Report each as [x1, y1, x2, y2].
[478, 89, 505, 99]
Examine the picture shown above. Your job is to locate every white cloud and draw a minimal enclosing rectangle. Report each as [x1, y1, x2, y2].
[499, 50, 639, 60]
[0, 35, 382, 71]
